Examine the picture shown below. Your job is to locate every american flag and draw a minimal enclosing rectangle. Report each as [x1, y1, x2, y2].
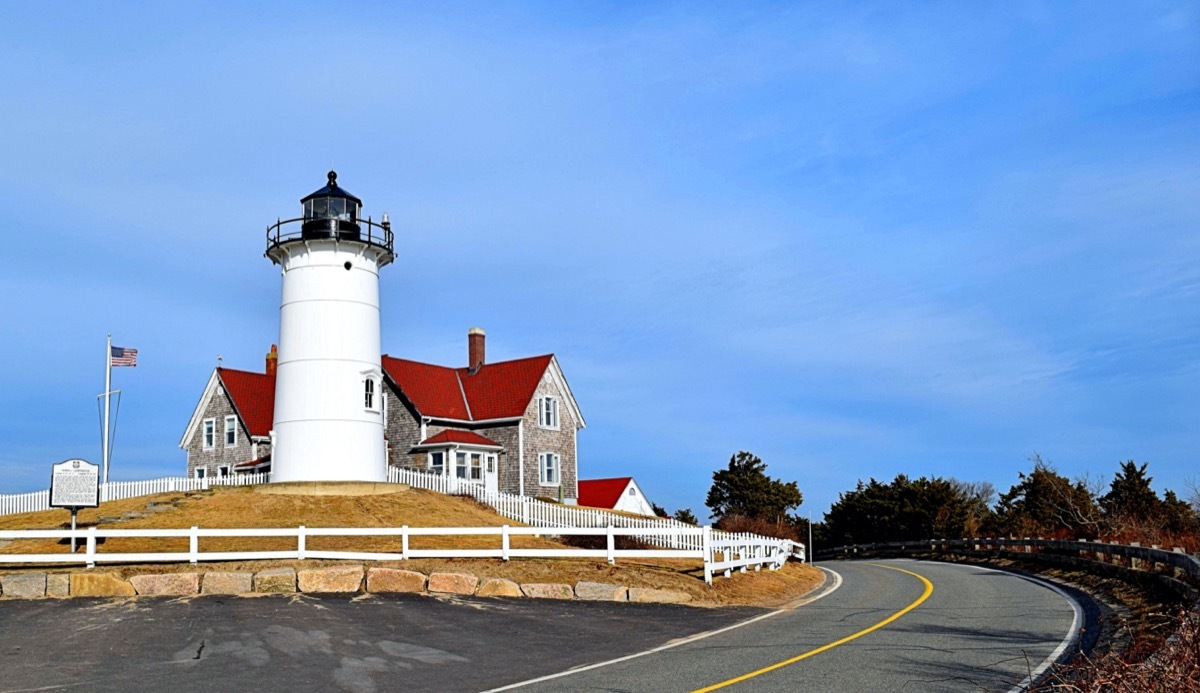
[111, 346, 138, 367]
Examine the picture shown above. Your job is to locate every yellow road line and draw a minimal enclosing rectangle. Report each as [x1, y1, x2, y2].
[692, 563, 934, 692]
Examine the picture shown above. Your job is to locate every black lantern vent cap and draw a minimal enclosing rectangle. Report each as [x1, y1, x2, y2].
[300, 170, 363, 205]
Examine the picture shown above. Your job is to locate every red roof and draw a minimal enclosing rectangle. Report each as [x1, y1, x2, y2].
[382, 354, 552, 421]
[578, 477, 634, 510]
[213, 353, 553, 437]
[417, 430, 501, 447]
[217, 368, 275, 437]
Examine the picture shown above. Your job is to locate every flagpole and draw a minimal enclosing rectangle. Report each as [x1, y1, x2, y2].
[103, 334, 112, 488]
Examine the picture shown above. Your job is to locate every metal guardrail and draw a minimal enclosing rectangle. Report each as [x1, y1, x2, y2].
[820, 537, 1200, 604]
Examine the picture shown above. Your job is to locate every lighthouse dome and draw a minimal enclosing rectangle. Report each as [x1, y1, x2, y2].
[266, 170, 394, 265]
[300, 170, 363, 239]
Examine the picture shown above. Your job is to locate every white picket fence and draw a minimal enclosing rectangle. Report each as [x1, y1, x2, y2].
[0, 468, 801, 582]
[0, 523, 788, 584]
[0, 474, 270, 517]
[388, 467, 805, 573]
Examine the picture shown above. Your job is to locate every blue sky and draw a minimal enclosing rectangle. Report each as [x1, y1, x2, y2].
[1, 2, 1197, 520]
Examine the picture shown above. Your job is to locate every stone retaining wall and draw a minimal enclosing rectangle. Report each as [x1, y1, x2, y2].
[0, 567, 691, 604]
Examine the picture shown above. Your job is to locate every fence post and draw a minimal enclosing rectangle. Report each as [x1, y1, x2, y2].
[86, 526, 97, 569]
[606, 525, 615, 565]
[522, 499, 530, 525]
[502, 525, 510, 561]
[402, 525, 409, 560]
[189, 526, 199, 564]
[703, 525, 713, 585]
[297, 525, 306, 560]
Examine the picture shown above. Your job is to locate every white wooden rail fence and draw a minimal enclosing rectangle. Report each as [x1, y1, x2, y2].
[0, 524, 788, 584]
[0, 474, 270, 516]
[0, 468, 801, 583]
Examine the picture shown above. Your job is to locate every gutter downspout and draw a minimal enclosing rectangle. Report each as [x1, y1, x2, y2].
[518, 420, 525, 497]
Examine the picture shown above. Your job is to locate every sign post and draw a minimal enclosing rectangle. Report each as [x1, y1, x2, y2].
[50, 459, 100, 552]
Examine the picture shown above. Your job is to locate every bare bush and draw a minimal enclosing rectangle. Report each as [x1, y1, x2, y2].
[1035, 609, 1200, 692]
[716, 514, 800, 542]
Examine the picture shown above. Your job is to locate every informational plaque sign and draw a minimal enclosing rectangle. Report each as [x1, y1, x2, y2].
[50, 458, 100, 509]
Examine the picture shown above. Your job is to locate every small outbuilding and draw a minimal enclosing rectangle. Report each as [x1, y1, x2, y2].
[577, 477, 657, 517]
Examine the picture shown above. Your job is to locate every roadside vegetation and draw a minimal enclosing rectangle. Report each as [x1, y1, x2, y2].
[803, 452, 1200, 691]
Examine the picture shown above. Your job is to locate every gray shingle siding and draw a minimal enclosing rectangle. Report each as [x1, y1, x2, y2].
[380, 367, 579, 500]
[184, 385, 266, 479]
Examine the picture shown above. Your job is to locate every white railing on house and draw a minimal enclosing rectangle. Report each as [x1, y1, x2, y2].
[388, 467, 805, 572]
[0, 523, 789, 583]
[0, 474, 270, 517]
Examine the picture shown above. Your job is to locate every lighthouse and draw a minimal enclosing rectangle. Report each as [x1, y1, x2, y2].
[265, 171, 394, 482]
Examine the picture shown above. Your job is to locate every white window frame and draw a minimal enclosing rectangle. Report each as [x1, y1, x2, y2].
[428, 451, 445, 475]
[469, 452, 483, 481]
[455, 451, 468, 480]
[364, 377, 377, 412]
[224, 415, 237, 448]
[539, 452, 560, 486]
[194, 467, 207, 480]
[202, 418, 215, 450]
[538, 396, 559, 430]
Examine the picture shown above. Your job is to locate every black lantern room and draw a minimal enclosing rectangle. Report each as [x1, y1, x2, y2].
[301, 170, 362, 240]
[266, 170, 394, 264]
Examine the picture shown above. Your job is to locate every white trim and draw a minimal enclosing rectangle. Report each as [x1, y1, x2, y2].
[412, 439, 502, 451]
[193, 467, 207, 480]
[179, 370, 221, 448]
[202, 418, 216, 450]
[518, 420, 525, 497]
[427, 450, 446, 476]
[425, 415, 522, 427]
[223, 415, 237, 448]
[538, 452, 561, 486]
[537, 395, 560, 430]
[545, 356, 585, 429]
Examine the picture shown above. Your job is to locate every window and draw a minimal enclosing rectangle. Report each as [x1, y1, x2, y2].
[539, 397, 559, 429]
[455, 452, 467, 479]
[364, 378, 376, 410]
[218, 466, 230, 478]
[628, 487, 636, 496]
[224, 416, 237, 447]
[194, 467, 207, 480]
[429, 451, 444, 475]
[202, 419, 215, 450]
[469, 453, 483, 481]
[486, 454, 496, 474]
[539, 452, 560, 486]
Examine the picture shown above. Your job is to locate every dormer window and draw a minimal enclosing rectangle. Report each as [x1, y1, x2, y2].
[539, 396, 559, 429]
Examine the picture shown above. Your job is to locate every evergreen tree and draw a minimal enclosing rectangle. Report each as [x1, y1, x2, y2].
[673, 508, 699, 525]
[993, 456, 1099, 537]
[1100, 461, 1161, 522]
[705, 451, 803, 522]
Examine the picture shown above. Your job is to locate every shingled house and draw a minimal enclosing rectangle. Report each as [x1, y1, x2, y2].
[179, 329, 585, 501]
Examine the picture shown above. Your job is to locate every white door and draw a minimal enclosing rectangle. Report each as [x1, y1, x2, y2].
[484, 453, 498, 494]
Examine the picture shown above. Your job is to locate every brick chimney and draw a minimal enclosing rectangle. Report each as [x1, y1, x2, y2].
[468, 327, 485, 373]
[266, 344, 278, 377]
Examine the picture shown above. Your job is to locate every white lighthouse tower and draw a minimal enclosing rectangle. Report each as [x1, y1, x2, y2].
[265, 171, 393, 483]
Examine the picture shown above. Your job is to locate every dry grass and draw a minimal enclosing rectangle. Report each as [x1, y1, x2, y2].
[0, 486, 823, 606]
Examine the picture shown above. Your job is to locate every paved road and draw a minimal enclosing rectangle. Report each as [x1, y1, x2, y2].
[504, 559, 1088, 692]
[0, 560, 1087, 692]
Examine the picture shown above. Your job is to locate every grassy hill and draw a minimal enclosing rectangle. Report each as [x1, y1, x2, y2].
[0, 485, 821, 606]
